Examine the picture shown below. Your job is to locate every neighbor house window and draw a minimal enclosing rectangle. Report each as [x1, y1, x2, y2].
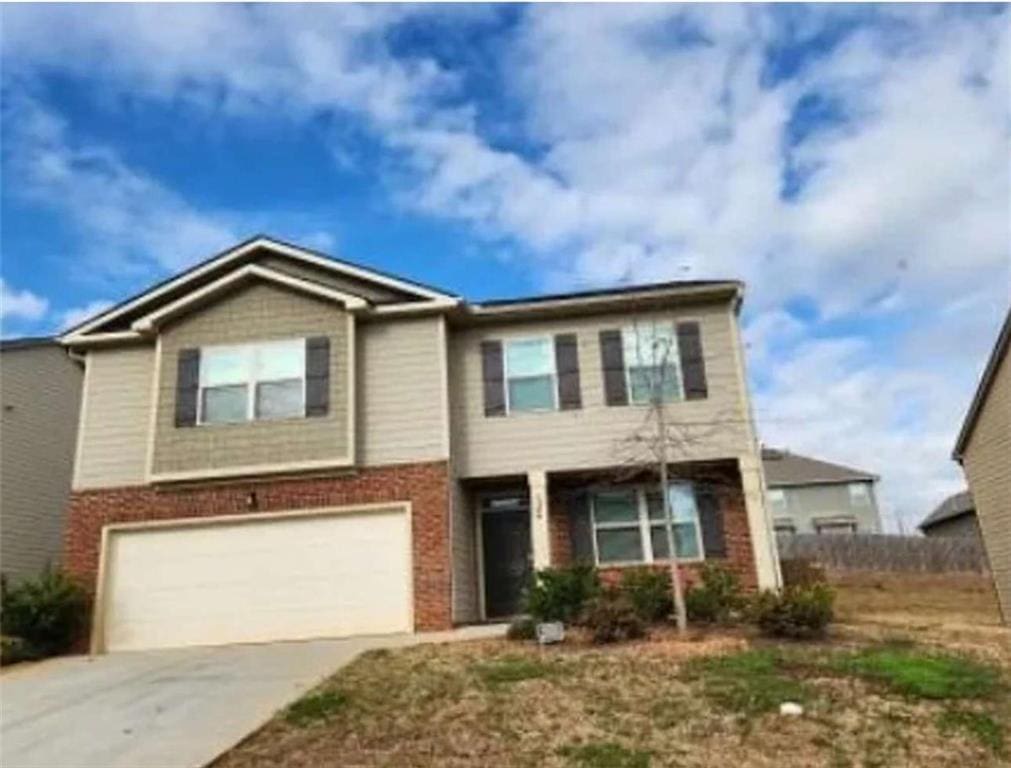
[814, 519, 857, 535]
[767, 488, 788, 515]
[774, 518, 797, 536]
[848, 482, 871, 506]
[504, 337, 556, 413]
[590, 484, 703, 565]
[199, 339, 305, 424]
[623, 323, 682, 405]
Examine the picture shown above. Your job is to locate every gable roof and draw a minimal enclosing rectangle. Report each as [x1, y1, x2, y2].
[919, 490, 975, 531]
[60, 235, 460, 344]
[953, 308, 1011, 461]
[762, 448, 878, 487]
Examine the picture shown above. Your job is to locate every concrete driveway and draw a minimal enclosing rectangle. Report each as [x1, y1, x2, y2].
[0, 625, 503, 768]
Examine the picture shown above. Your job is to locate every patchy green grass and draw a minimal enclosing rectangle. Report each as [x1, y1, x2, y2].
[472, 655, 554, 687]
[559, 742, 652, 768]
[938, 708, 1006, 756]
[681, 649, 808, 717]
[283, 690, 348, 727]
[832, 645, 1002, 700]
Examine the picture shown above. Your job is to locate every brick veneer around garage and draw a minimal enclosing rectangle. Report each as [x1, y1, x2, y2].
[64, 460, 452, 633]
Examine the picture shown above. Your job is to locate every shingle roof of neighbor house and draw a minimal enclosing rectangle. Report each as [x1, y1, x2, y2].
[954, 308, 1011, 461]
[761, 448, 878, 487]
[919, 490, 975, 532]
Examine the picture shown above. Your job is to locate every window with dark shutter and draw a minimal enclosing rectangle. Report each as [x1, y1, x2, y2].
[554, 333, 582, 410]
[696, 486, 726, 558]
[304, 336, 330, 417]
[567, 490, 595, 564]
[480, 340, 506, 417]
[676, 322, 708, 400]
[599, 329, 628, 406]
[175, 348, 200, 427]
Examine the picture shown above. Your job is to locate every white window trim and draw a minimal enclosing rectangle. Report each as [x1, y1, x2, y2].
[503, 335, 558, 415]
[621, 324, 684, 406]
[197, 339, 307, 425]
[589, 484, 705, 567]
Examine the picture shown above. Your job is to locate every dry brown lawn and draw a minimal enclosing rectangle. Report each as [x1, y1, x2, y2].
[214, 571, 1011, 768]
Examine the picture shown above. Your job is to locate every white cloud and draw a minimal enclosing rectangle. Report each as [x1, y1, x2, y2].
[58, 300, 113, 332]
[2, 93, 238, 280]
[0, 279, 49, 322]
[2, 5, 1007, 525]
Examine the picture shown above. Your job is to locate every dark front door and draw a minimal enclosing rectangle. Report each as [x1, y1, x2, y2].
[482, 504, 532, 619]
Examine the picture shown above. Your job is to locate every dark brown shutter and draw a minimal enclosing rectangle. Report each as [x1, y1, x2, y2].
[554, 333, 582, 410]
[305, 336, 330, 417]
[696, 485, 726, 558]
[676, 322, 708, 400]
[567, 490, 595, 564]
[175, 348, 200, 427]
[599, 329, 628, 406]
[480, 340, 506, 417]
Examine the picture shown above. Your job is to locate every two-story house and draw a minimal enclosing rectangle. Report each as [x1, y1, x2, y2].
[59, 236, 780, 653]
[762, 448, 882, 536]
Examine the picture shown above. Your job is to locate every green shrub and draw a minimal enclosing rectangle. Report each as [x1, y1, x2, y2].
[506, 616, 537, 641]
[0, 568, 88, 655]
[584, 588, 645, 644]
[524, 565, 600, 624]
[779, 558, 827, 588]
[1, 635, 43, 666]
[685, 563, 743, 624]
[619, 567, 672, 623]
[750, 583, 834, 639]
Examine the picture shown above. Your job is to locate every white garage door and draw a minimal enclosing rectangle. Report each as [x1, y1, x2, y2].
[99, 506, 412, 652]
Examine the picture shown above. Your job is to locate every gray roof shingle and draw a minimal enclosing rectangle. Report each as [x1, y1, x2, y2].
[919, 490, 975, 531]
[762, 448, 878, 487]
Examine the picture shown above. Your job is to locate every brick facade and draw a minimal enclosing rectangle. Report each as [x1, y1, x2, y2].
[547, 463, 759, 590]
[64, 460, 452, 634]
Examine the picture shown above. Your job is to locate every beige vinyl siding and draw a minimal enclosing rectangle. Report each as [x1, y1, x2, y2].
[357, 316, 448, 465]
[74, 345, 154, 490]
[257, 255, 414, 304]
[961, 346, 1011, 621]
[0, 345, 82, 581]
[450, 480, 479, 622]
[449, 304, 752, 478]
[151, 281, 350, 477]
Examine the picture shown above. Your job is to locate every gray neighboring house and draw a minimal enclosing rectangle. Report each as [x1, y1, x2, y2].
[762, 448, 882, 535]
[919, 491, 980, 540]
[0, 337, 83, 583]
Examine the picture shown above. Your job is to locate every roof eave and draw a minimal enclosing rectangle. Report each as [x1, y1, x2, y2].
[952, 308, 1011, 462]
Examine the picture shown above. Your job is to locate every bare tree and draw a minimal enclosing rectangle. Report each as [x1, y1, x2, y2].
[610, 319, 752, 634]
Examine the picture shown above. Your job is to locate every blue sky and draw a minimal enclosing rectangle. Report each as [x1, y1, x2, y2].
[1, 4, 1008, 529]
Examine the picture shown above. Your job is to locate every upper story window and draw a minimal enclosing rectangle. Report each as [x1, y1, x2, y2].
[847, 482, 871, 506]
[622, 324, 683, 405]
[505, 337, 557, 413]
[590, 483, 703, 565]
[199, 339, 305, 424]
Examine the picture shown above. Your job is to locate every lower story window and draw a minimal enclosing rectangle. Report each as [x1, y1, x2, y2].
[814, 519, 857, 535]
[591, 484, 704, 565]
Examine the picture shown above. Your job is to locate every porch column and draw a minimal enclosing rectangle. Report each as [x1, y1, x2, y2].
[527, 470, 552, 569]
[739, 454, 782, 590]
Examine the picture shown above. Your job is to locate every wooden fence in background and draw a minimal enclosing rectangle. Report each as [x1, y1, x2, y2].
[776, 533, 989, 574]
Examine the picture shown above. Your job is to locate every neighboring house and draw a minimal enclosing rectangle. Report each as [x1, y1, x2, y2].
[762, 448, 882, 536]
[59, 235, 780, 653]
[953, 309, 1010, 624]
[0, 338, 83, 583]
[919, 491, 980, 541]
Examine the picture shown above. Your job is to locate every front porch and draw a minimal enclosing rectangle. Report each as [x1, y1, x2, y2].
[452, 457, 776, 623]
